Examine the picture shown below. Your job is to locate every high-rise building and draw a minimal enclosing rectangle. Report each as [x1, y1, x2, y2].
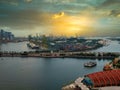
[0, 29, 15, 42]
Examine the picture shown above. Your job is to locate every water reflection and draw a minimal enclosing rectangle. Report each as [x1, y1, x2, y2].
[0, 57, 111, 90]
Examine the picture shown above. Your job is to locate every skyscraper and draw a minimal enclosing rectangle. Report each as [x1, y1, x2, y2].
[0, 29, 15, 42]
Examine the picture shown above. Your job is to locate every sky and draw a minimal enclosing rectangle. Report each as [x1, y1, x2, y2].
[0, 0, 120, 37]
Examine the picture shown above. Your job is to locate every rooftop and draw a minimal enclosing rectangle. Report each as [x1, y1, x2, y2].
[83, 70, 120, 87]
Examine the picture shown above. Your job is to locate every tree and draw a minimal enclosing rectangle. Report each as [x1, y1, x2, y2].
[42, 35, 48, 49]
[28, 35, 32, 41]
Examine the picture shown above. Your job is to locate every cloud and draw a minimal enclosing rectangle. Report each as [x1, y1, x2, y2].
[0, 0, 19, 6]
[44, 0, 76, 4]
[0, 8, 53, 30]
[117, 14, 120, 17]
[0, 0, 120, 37]
[0, 0, 32, 6]
[24, 0, 32, 3]
[109, 10, 120, 17]
[53, 12, 65, 19]
[101, 0, 120, 6]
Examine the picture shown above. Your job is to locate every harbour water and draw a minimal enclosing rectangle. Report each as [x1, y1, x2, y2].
[92, 40, 120, 52]
[0, 40, 119, 90]
[0, 42, 34, 52]
[0, 57, 110, 90]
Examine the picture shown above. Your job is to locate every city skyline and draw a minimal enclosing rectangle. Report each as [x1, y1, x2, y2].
[0, 0, 120, 37]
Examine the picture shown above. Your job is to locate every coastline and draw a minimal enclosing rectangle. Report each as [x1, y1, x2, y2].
[0, 51, 119, 59]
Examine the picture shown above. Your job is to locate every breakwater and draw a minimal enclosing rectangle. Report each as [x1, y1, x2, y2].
[0, 51, 119, 59]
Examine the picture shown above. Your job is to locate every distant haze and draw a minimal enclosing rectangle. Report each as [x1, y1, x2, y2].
[0, 0, 120, 37]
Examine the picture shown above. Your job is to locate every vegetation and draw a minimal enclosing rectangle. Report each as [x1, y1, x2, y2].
[103, 57, 120, 71]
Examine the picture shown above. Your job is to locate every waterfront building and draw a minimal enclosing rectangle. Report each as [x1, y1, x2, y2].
[0, 29, 14, 42]
[0, 29, 4, 40]
[82, 70, 120, 88]
[62, 70, 120, 90]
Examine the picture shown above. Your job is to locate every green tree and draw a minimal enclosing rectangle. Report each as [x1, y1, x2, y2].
[42, 35, 48, 49]
[28, 35, 32, 41]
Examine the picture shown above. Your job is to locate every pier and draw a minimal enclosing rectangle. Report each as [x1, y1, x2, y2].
[0, 51, 119, 59]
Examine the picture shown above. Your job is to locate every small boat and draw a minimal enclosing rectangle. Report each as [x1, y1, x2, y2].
[84, 61, 97, 67]
[27, 43, 39, 49]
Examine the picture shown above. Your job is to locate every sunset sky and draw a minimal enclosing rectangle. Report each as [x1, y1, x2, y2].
[0, 0, 120, 37]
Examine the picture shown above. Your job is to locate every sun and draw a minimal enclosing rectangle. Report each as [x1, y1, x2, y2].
[51, 12, 94, 36]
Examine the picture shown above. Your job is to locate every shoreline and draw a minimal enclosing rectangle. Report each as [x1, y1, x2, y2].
[0, 51, 119, 59]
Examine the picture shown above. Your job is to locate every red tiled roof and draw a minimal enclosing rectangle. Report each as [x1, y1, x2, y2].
[86, 70, 120, 87]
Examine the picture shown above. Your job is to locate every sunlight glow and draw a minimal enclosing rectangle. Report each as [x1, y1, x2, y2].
[51, 12, 95, 36]
[53, 12, 65, 19]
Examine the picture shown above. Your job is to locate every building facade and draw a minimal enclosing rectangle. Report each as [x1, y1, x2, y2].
[0, 29, 14, 42]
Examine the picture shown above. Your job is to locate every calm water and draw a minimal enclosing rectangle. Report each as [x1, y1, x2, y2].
[0, 40, 119, 90]
[0, 42, 34, 52]
[0, 57, 110, 90]
[92, 40, 120, 52]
